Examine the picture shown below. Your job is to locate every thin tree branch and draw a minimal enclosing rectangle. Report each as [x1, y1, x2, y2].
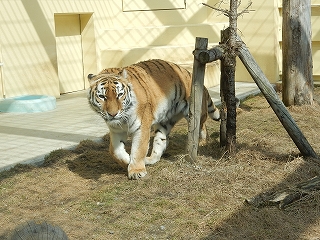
[202, 1, 253, 18]
[202, 3, 230, 17]
[237, 1, 253, 16]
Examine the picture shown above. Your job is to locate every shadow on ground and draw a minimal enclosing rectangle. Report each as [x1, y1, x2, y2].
[201, 159, 320, 240]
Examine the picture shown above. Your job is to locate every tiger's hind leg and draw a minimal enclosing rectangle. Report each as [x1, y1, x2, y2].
[198, 88, 220, 146]
[204, 88, 220, 121]
[199, 123, 209, 146]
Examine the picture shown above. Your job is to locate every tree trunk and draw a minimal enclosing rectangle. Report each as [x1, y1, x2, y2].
[282, 0, 313, 106]
[219, 30, 228, 148]
[221, 0, 238, 153]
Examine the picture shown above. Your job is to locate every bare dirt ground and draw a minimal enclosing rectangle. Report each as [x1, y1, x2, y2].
[1, 88, 320, 240]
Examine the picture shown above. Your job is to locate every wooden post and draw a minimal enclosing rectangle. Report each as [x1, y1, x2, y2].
[187, 37, 208, 163]
[237, 41, 318, 159]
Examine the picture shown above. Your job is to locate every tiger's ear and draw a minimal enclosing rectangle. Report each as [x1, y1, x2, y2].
[88, 74, 95, 80]
[87, 74, 97, 86]
[88, 74, 95, 81]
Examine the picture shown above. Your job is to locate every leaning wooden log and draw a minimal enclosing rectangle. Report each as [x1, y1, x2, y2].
[245, 176, 320, 209]
[187, 37, 208, 163]
[237, 40, 319, 159]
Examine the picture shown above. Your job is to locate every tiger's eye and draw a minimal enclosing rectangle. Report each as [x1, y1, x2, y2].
[98, 94, 106, 100]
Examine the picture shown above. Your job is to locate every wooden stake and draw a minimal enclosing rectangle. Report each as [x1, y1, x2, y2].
[187, 37, 208, 163]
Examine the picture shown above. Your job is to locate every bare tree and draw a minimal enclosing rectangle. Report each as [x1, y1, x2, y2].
[282, 0, 313, 106]
[200, 0, 317, 158]
[200, 0, 319, 210]
[203, 0, 252, 153]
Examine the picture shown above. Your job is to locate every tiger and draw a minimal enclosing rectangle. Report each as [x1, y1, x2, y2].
[87, 59, 220, 180]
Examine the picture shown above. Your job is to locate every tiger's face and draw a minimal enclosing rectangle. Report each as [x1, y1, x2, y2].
[88, 71, 133, 122]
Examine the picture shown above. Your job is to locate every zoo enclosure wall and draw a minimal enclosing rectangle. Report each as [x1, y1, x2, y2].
[0, 0, 319, 99]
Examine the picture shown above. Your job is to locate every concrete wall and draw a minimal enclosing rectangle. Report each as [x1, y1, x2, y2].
[0, 0, 319, 99]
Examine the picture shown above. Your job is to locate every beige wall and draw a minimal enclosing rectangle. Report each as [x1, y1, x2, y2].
[0, 0, 319, 99]
[0, 0, 59, 98]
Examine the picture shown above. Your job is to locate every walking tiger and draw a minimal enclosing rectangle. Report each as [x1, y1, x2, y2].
[87, 59, 220, 180]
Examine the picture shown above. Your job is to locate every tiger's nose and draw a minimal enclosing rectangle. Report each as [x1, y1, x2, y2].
[107, 111, 118, 117]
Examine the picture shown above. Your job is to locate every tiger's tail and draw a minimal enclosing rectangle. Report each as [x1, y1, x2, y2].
[208, 98, 220, 121]
[204, 89, 241, 122]
[204, 88, 220, 121]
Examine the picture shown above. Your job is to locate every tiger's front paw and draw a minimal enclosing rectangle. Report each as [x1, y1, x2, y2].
[127, 164, 147, 180]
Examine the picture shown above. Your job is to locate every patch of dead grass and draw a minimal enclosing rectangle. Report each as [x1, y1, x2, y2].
[1, 89, 320, 239]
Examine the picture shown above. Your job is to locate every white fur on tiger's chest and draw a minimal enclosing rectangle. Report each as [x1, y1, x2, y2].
[106, 108, 141, 135]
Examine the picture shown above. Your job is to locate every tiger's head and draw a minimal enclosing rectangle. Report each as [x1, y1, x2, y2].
[87, 69, 134, 123]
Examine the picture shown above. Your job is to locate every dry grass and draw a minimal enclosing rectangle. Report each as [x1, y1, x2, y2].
[1, 89, 320, 239]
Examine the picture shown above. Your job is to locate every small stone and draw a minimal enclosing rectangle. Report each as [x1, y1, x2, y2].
[159, 225, 166, 231]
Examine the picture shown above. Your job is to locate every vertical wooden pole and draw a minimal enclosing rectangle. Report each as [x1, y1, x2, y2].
[187, 37, 208, 163]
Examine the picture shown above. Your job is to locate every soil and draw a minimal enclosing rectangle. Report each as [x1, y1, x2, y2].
[1, 88, 320, 240]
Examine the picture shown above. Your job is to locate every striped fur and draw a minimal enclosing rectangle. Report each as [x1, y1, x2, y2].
[87, 59, 220, 179]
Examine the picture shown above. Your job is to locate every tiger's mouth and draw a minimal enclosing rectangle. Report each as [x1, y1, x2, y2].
[99, 111, 121, 121]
